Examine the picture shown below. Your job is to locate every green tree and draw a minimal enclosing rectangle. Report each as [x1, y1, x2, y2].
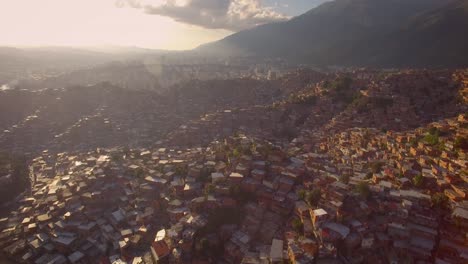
[413, 174, 424, 187]
[306, 189, 322, 207]
[423, 127, 440, 146]
[231, 148, 241, 158]
[409, 138, 419, 147]
[355, 182, 371, 199]
[423, 134, 439, 146]
[454, 137, 468, 150]
[291, 219, 304, 233]
[370, 161, 384, 174]
[431, 193, 449, 209]
[0, 153, 30, 203]
[428, 127, 439, 136]
[298, 190, 306, 200]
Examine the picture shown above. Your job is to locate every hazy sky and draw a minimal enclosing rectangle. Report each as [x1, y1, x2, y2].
[0, 0, 330, 50]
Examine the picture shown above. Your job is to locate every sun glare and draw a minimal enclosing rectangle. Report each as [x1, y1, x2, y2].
[0, 0, 230, 49]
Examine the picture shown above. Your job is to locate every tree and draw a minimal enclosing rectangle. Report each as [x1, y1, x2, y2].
[355, 182, 371, 199]
[423, 127, 440, 146]
[231, 148, 241, 158]
[454, 137, 468, 150]
[298, 190, 306, 200]
[409, 138, 419, 147]
[423, 133, 439, 146]
[413, 174, 424, 187]
[0, 153, 30, 203]
[370, 161, 384, 174]
[428, 127, 439, 136]
[431, 193, 449, 209]
[306, 189, 322, 207]
[291, 219, 304, 233]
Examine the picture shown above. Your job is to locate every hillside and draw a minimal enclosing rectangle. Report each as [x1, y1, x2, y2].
[197, 0, 468, 67]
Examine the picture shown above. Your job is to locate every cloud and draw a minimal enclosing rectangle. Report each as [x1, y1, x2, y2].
[117, 0, 289, 31]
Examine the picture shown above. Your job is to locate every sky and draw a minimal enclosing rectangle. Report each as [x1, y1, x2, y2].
[0, 0, 330, 50]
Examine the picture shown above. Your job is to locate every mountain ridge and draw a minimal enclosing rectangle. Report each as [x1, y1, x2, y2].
[197, 0, 468, 67]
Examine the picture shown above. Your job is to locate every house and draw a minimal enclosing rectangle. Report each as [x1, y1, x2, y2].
[241, 178, 260, 193]
[445, 189, 464, 202]
[322, 222, 350, 241]
[211, 172, 225, 184]
[229, 172, 244, 184]
[311, 209, 329, 228]
[278, 177, 295, 193]
[452, 207, 468, 228]
[361, 236, 375, 249]
[251, 169, 266, 181]
[270, 239, 284, 263]
[451, 185, 467, 199]
[53, 232, 77, 254]
[151, 240, 171, 263]
[288, 241, 304, 264]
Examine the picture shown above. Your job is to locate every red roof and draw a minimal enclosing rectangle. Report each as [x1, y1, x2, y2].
[152, 240, 170, 259]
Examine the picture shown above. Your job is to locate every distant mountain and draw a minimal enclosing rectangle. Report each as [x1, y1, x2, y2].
[197, 0, 468, 67]
[79, 45, 169, 55]
[0, 46, 169, 88]
[17, 61, 163, 92]
[0, 46, 115, 86]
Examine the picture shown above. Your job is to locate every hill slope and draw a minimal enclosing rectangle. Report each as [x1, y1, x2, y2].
[197, 0, 468, 67]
